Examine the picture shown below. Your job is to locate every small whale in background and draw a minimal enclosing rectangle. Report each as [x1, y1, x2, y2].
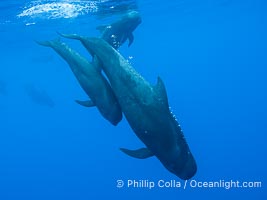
[24, 83, 55, 108]
[36, 39, 122, 126]
[88, 10, 141, 72]
[97, 10, 141, 49]
[0, 80, 7, 95]
[62, 35, 197, 180]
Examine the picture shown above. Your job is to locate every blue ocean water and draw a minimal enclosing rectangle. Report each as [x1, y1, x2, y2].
[0, 0, 266, 199]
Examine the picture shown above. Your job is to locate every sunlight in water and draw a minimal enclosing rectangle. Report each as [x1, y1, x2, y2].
[17, 1, 99, 19]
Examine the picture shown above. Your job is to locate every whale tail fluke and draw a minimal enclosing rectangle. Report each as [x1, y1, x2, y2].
[35, 40, 52, 47]
[35, 38, 61, 47]
[57, 32, 81, 40]
[58, 33, 97, 59]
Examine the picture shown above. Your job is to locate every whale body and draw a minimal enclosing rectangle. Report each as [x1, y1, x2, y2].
[62, 35, 197, 180]
[37, 39, 122, 126]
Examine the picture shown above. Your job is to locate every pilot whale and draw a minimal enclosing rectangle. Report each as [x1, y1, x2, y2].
[97, 10, 141, 49]
[37, 39, 122, 126]
[61, 35, 197, 180]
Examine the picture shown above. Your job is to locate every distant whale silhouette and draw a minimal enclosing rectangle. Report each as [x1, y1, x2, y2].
[24, 83, 55, 108]
[37, 39, 122, 126]
[97, 10, 141, 49]
[61, 35, 197, 180]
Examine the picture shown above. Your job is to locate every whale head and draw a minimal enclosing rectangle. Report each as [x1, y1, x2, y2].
[165, 146, 197, 180]
[102, 101, 123, 126]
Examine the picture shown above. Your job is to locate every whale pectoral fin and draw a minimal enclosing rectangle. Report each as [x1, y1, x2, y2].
[120, 147, 154, 159]
[75, 99, 95, 107]
[128, 33, 134, 47]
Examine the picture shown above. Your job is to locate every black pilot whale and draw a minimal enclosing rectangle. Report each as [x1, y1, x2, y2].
[61, 35, 197, 180]
[37, 39, 122, 126]
[97, 10, 141, 49]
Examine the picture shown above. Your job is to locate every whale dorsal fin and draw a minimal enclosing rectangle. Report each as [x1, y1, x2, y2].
[120, 147, 154, 159]
[75, 99, 95, 107]
[154, 76, 169, 109]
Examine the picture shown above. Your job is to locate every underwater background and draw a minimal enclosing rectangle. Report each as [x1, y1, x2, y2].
[0, 0, 266, 199]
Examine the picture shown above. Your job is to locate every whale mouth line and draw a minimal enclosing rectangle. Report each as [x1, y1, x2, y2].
[17, 1, 98, 20]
